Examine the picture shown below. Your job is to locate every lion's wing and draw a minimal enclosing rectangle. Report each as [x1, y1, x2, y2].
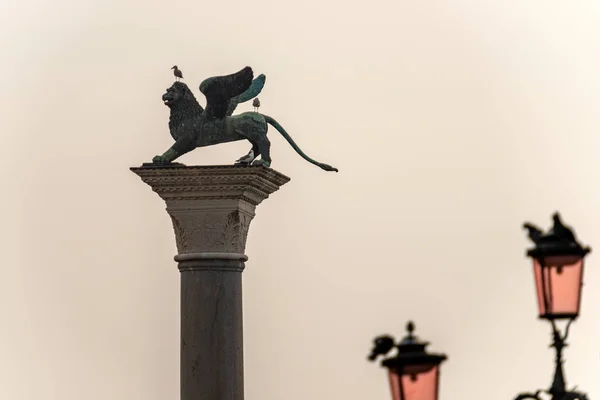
[199, 66, 254, 120]
[226, 74, 266, 116]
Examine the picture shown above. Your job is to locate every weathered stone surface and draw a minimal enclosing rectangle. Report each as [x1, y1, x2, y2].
[131, 164, 290, 255]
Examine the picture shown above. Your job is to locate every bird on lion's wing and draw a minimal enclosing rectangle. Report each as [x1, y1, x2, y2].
[549, 212, 576, 242]
[171, 65, 183, 81]
[367, 335, 395, 361]
[523, 223, 544, 244]
[253, 98, 261, 112]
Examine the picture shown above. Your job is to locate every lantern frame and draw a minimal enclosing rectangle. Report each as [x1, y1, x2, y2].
[523, 213, 591, 321]
[527, 244, 590, 321]
[369, 322, 447, 400]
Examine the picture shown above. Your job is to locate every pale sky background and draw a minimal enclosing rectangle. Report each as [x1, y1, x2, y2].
[2, 1, 600, 400]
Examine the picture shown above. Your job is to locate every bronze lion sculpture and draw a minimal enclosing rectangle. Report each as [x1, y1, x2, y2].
[152, 66, 338, 172]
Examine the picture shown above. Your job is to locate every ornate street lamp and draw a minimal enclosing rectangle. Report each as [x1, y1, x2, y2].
[518, 212, 592, 400]
[368, 321, 447, 400]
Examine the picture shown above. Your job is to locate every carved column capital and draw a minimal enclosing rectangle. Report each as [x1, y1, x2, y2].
[130, 164, 290, 257]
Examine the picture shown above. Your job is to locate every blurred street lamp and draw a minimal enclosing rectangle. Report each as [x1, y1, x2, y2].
[367, 212, 593, 400]
[368, 321, 447, 400]
[518, 212, 592, 400]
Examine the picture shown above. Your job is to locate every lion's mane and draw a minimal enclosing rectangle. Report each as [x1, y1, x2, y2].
[167, 82, 205, 131]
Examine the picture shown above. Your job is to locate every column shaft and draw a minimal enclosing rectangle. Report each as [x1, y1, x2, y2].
[179, 258, 245, 400]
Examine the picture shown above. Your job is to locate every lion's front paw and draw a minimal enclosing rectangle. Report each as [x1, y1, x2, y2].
[152, 155, 169, 164]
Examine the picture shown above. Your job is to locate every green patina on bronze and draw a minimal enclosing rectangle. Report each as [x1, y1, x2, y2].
[152, 66, 338, 172]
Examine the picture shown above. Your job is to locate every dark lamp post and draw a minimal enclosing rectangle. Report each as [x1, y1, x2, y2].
[518, 212, 592, 400]
[368, 321, 447, 400]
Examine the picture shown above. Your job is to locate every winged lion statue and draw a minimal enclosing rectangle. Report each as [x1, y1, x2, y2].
[152, 66, 338, 172]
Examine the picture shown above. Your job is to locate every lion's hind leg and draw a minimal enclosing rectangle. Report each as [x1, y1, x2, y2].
[234, 139, 271, 167]
[251, 137, 271, 167]
[233, 117, 271, 167]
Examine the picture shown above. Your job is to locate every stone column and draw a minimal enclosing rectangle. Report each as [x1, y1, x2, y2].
[130, 164, 290, 400]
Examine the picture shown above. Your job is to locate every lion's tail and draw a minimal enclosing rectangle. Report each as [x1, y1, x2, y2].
[262, 114, 338, 172]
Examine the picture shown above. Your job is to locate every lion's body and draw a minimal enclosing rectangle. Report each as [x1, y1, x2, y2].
[154, 80, 338, 172]
[169, 111, 267, 148]
[201, 112, 268, 148]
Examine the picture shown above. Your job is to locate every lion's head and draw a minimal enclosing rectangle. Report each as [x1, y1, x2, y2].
[162, 82, 203, 113]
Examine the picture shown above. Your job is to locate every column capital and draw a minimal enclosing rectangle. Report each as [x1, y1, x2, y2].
[131, 164, 290, 256]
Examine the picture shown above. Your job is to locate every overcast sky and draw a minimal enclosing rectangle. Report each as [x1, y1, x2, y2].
[2, 1, 600, 400]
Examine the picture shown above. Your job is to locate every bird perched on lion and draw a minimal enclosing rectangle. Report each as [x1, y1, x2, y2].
[153, 66, 338, 172]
